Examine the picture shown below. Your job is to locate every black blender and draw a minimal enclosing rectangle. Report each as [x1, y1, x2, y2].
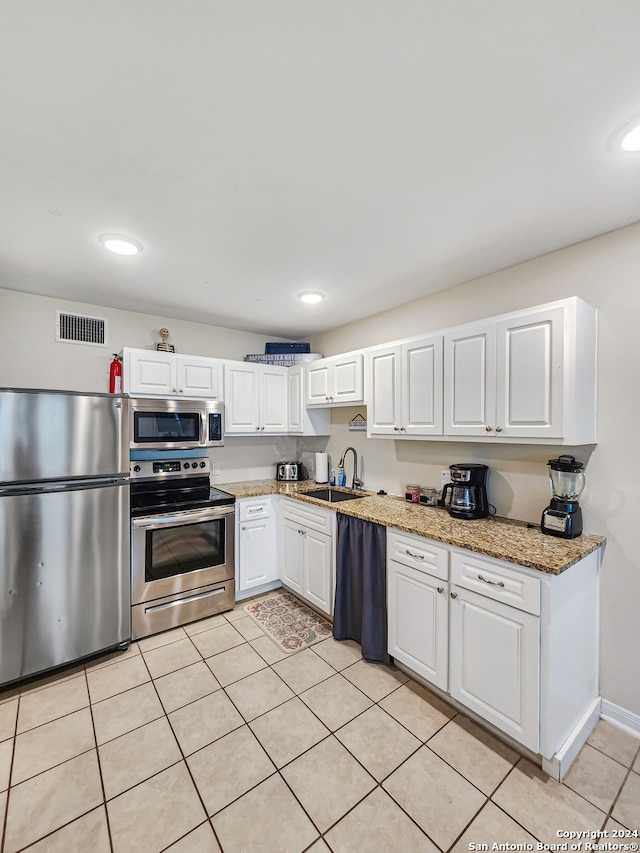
[540, 455, 585, 538]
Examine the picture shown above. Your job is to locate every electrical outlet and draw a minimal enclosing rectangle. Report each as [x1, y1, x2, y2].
[441, 469, 450, 489]
[212, 463, 219, 475]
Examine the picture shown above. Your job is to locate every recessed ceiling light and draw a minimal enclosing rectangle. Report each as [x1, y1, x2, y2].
[298, 291, 325, 304]
[621, 122, 640, 152]
[99, 234, 143, 255]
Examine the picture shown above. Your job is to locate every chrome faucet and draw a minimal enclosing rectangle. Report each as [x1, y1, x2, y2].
[338, 446, 363, 490]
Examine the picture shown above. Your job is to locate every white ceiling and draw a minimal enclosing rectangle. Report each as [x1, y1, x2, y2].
[2, 1, 640, 339]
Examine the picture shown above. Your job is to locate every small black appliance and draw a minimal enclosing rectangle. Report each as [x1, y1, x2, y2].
[540, 455, 585, 539]
[440, 463, 489, 520]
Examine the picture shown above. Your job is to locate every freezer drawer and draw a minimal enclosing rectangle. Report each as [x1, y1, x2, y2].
[0, 480, 130, 686]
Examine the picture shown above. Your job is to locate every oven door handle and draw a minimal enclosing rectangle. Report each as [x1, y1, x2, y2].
[132, 506, 235, 529]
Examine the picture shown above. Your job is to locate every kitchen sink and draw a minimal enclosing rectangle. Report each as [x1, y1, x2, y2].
[302, 488, 364, 503]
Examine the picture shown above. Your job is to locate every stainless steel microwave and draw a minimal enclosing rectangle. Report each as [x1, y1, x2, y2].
[129, 398, 224, 450]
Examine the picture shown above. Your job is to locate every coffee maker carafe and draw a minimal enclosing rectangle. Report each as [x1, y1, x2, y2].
[440, 463, 489, 520]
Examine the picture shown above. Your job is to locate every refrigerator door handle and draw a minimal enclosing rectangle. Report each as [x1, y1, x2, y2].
[0, 476, 129, 497]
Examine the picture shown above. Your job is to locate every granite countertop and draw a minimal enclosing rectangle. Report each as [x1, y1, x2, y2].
[221, 479, 605, 575]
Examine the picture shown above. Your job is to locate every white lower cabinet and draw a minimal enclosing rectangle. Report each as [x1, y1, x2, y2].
[236, 497, 278, 594]
[280, 498, 335, 616]
[388, 561, 449, 690]
[449, 583, 540, 753]
[387, 530, 449, 690]
[388, 527, 600, 774]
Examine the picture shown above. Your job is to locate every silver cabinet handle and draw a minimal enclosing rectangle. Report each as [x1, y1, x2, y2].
[172, 387, 177, 393]
[478, 574, 505, 588]
[297, 528, 307, 536]
[394, 426, 400, 431]
[437, 586, 444, 594]
[256, 426, 260, 431]
[450, 591, 458, 599]
[248, 507, 262, 513]
[241, 525, 247, 530]
[400, 427, 406, 432]
[485, 425, 492, 432]
[405, 549, 424, 560]
[179, 388, 184, 393]
[495, 426, 502, 433]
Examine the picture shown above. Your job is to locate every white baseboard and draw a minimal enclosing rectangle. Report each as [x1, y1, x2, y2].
[600, 699, 640, 738]
[542, 696, 602, 781]
[235, 580, 281, 603]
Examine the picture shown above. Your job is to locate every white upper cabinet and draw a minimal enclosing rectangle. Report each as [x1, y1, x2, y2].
[367, 335, 443, 437]
[223, 361, 288, 434]
[306, 352, 364, 407]
[123, 348, 222, 399]
[287, 366, 331, 436]
[443, 298, 597, 444]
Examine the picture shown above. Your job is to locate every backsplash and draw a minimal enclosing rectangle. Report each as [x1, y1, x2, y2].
[298, 407, 596, 527]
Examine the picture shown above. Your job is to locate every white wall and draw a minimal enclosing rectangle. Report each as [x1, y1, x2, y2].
[0, 287, 294, 483]
[309, 221, 640, 720]
[0, 288, 281, 393]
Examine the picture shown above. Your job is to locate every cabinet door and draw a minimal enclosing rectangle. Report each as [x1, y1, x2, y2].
[287, 367, 304, 432]
[304, 528, 333, 616]
[367, 346, 401, 435]
[495, 307, 564, 438]
[449, 585, 540, 752]
[332, 353, 364, 404]
[402, 336, 443, 436]
[126, 350, 176, 395]
[388, 561, 448, 689]
[287, 368, 331, 436]
[177, 356, 221, 399]
[223, 363, 260, 433]
[238, 517, 277, 591]
[444, 322, 496, 436]
[281, 520, 304, 594]
[306, 362, 331, 405]
[260, 366, 288, 433]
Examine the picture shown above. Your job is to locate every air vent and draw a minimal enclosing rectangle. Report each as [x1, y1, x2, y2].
[56, 310, 108, 346]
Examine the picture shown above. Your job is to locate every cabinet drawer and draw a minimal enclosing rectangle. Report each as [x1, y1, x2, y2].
[239, 497, 272, 522]
[451, 551, 540, 615]
[387, 529, 449, 581]
[282, 498, 333, 535]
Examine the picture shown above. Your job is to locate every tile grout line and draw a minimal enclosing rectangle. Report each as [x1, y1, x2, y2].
[84, 665, 115, 853]
[145, 632, 228, 853]
[0, 692, 19, 853]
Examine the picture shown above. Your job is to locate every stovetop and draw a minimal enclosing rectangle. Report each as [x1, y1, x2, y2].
[130, 476, 235, 517]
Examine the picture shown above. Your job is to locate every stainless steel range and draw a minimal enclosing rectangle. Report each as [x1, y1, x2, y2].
[130, 456, 235, 640]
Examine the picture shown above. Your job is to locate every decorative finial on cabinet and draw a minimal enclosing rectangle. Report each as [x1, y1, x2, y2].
[156, 328, 175, 353]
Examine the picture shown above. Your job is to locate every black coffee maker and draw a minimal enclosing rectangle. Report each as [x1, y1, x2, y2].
[440, 463, 490, 519]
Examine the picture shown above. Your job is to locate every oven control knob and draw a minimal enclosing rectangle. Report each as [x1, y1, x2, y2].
[199, 461, 206, 468]
[191, 462, 198, 469]
[133, 465, 141, 473]
[183, 463, 190, 470]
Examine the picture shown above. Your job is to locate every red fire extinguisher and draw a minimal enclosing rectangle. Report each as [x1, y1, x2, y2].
[109, 354, 122, 394]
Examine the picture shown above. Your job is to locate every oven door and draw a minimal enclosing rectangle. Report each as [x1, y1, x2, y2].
[131, 504, 235, 605]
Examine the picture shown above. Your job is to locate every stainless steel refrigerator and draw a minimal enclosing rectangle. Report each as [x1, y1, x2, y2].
[0, 389, 130, 687]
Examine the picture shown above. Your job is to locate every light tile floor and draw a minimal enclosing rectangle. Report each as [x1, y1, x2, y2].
[1, 602, 639, 853]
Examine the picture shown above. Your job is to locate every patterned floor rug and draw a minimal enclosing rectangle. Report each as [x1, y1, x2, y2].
[243, 592, 333, 653]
